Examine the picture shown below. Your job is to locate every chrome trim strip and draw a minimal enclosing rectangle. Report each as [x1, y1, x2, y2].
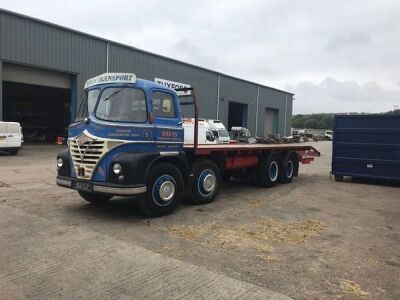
[155, 126, 184, 131]
[159, 151, 180, 156]
[69, 130, 182, 144]
[83, 118, 185, 130]
[56, 178, 72, 187]
[57, 177, 146, 195]
[92, 118, 154, 128]
[156, 141, 182, 144]
[92, 185, 146, 195]
[69, 137, 182, 145]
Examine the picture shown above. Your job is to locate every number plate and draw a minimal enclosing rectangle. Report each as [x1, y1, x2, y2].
[74, 181, 93, 191]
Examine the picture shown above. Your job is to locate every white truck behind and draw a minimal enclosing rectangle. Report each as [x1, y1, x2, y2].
[182, 118, 217, 145]
[207, 120, 230, 144]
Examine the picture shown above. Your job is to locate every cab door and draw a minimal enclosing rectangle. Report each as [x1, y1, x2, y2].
[150, 90, 183, 151]
[0, 123, 7, 148]
[6, 123, 22, 148]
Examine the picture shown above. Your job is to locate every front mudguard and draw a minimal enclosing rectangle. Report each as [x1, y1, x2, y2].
[57, 148, 73, 177]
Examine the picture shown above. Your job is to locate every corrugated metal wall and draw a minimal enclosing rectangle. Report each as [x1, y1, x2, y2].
[108, 44, 219, 119]
[257, 87, 293, 136]
[0, 9, 107, 113]
[0, 9, 293, 136]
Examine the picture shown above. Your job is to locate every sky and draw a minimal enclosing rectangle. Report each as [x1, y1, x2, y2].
[1, 0, 399, 114]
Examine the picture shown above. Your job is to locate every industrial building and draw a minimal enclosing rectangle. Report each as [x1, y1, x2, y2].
[0, 9, 293, 143]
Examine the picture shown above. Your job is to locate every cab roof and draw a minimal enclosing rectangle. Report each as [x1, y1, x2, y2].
[84, 73, 174, 93]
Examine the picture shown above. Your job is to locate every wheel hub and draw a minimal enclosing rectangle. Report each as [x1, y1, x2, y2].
[286, 161, 293, 178]
[159, 181, 175, 202]
[203, 173, 215, 192]
[269, 161, 278, 181]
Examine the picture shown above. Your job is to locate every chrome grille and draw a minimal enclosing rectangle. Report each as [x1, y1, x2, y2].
[69, 139, 106, 179]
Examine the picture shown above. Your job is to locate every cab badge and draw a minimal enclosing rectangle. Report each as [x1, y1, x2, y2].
[76, 133, 92, 147]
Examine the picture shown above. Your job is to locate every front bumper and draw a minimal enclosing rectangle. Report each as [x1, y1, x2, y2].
[56, 176, 147, 196]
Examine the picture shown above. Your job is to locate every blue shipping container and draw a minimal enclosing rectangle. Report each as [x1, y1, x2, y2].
[332, 114, 400, 182]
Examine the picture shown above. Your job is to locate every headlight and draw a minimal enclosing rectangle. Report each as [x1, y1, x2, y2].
[113, 163, 122, 175]
[57, 158, 63, 169]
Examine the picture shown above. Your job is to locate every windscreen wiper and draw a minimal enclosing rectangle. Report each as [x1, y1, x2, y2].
[103, 88, 123, 101]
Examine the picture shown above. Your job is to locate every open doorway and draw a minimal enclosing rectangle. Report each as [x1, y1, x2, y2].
[3, 82, 71, 143]
[228, 101, 248, 130]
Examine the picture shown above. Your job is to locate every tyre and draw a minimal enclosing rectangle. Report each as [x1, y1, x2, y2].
[190, 159, 220, 205]
[279, 152, 298, 184]
[78, 190, 112, 204]
[9, 149, 19, 155]
[335, 175, 344, 182]
[257, 153, 281, 187]
[139, 163, 184, 217]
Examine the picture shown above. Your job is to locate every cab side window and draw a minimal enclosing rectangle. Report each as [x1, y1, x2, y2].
[152, 92, 175, 118]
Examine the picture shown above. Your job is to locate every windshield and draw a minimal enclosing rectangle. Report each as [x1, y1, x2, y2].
[95, 87, 147, 122]
[76, 89, 100, 121]
[218, 129, 230, 138]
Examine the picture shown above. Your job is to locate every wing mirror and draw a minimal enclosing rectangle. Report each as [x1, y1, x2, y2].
[162, 99, 172, 113]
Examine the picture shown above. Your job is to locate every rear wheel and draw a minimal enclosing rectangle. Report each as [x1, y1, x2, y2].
[139, 163, 184, 217]
[190, 160, 220, 205]
[78, 191, 112, 204]
[257, 153, 281, 187]
[279, 152, 298, 183]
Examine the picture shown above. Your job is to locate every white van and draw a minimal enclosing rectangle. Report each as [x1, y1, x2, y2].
[207, 119, 230, 144]
[324, 130, 333, 140]
[182, 118, 217, 145]
[0, 122, 23, 155]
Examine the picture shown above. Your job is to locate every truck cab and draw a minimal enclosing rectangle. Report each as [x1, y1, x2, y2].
[57, 73, 191, 215]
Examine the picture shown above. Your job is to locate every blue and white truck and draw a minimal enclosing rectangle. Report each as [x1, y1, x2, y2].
[56, 73, 319, 217]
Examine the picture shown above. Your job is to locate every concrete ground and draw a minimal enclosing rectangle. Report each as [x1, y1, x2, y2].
[0, 142, 399, 299]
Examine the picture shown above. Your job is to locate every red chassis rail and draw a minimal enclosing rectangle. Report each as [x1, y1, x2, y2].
[184, 143, 320, 170]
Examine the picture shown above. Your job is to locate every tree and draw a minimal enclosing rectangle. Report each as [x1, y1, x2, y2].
[292, 113, 334, 129]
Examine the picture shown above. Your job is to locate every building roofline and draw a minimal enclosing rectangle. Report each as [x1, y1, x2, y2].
[0, 8, 294, 96]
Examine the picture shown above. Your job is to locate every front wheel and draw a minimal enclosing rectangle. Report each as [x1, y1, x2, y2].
[139, 163, 184, 217]
[78, 190, 112, 204]
[190, 160, 220, 205]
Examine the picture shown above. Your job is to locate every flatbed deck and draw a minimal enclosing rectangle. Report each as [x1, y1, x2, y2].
[184, 143, 320, 155]
[183, 143, 320, 164]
